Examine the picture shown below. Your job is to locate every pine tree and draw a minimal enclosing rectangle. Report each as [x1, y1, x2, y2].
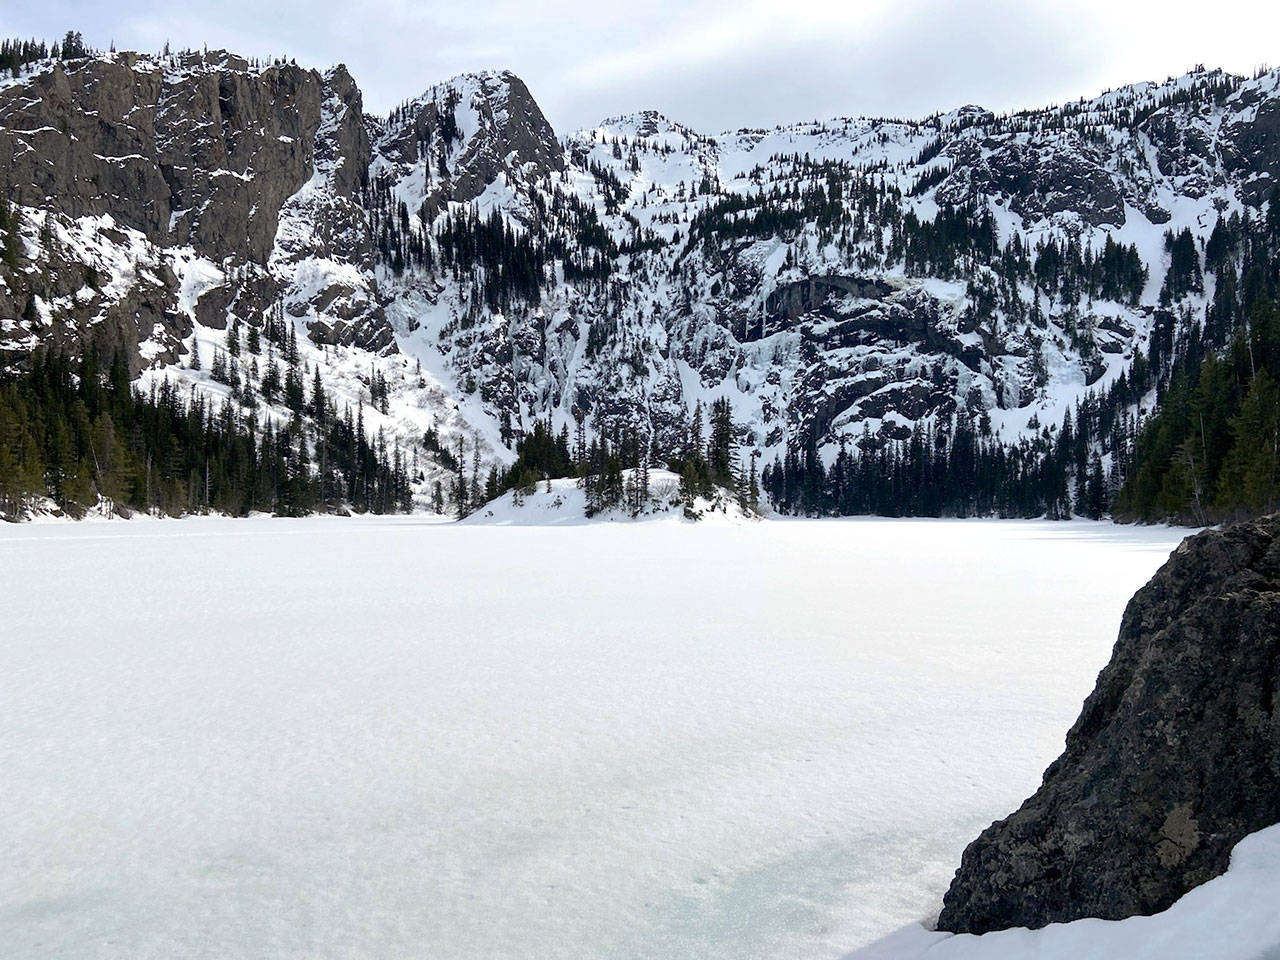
[454, 436, 468, 519]
[311, 367, 326, 422]
[261, 357, 281, 405]
[0, 353, 410, 520]
[1215, 370, 1280, 516]
[67, 32, 87, 58]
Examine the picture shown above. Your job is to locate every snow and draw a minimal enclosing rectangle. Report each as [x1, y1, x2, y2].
[0, 517, 1203, 960]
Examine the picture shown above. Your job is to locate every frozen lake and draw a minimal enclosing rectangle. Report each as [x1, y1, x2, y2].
[1, 517, 1188, 960]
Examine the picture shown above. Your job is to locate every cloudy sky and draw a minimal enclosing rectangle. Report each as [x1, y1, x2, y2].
[3, 1, 1277, 133]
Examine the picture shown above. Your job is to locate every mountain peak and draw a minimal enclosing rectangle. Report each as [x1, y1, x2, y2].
[586, 110, 716, 153]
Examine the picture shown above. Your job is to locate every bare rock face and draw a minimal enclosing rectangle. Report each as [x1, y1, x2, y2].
[1223, 94, 1280, 205]
[317, 64, 371, 200]
[0, 52, 399, 364]
[937, 515, 1280, 935]
[270, 65, 395, 354]
[0, 51, 323, 263]
[0, 212, 187, 375]
[762, 275, 894, 332]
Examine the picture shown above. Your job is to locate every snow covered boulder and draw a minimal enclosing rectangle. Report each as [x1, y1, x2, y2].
[938, 514, 1280, 935]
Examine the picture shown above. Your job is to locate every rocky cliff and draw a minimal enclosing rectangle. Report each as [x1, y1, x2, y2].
[0, 50, 388, 372]
[937, 515, 1280, 934]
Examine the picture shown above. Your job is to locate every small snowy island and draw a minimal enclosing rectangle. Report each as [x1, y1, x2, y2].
[463, 469, 756, 525]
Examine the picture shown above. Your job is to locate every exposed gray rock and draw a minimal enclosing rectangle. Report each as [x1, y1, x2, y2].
[0, 52, 399, 360]
[0, 51, 324, 262]
[937, 515, 1280, 935]
[763, 275, 893, 331]
[939, 136, 1126, 228]
[271, 66, 394, 354]
[0, 208, 186, 374]
[1140, 106, 1222, 201]
[1223, 95, 1280, 205]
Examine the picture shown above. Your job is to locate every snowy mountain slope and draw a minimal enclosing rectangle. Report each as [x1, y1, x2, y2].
[3, 52, 1279, 511]
[368, 63, 1279, 492]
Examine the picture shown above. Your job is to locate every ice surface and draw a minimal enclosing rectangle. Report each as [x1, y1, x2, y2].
[1, 518, 1196, 959]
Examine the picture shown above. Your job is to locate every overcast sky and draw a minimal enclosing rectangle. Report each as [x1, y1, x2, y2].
[3, 1, 1278, 133]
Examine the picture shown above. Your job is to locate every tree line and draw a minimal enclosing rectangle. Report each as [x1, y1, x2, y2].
[1114, 192, 1280, 522]
[1, 31, 91, 76]
[0, 350, 412, 520]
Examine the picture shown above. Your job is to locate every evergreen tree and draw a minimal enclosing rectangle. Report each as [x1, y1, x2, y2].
[0, 352, 411, 519]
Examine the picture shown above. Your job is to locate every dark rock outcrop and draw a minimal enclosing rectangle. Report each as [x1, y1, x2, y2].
[0, 52, 399, 363]
[0, 208, 188, 375]
[938, 135, 1126, 228]
[763, 275, 893, 330]
[1222, 82, 1280, 205]
[938, 515, 1280, 935]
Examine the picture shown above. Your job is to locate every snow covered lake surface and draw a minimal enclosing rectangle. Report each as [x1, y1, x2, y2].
[2, 517, 1198, 959]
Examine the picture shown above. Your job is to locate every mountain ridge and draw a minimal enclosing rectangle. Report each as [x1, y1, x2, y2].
[1, 46, 1278, 517]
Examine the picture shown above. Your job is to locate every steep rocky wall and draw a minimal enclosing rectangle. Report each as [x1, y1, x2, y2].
[0, 211, 185, 374]
[0, 51, 325, 263]
[0, 52, 394, 368]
